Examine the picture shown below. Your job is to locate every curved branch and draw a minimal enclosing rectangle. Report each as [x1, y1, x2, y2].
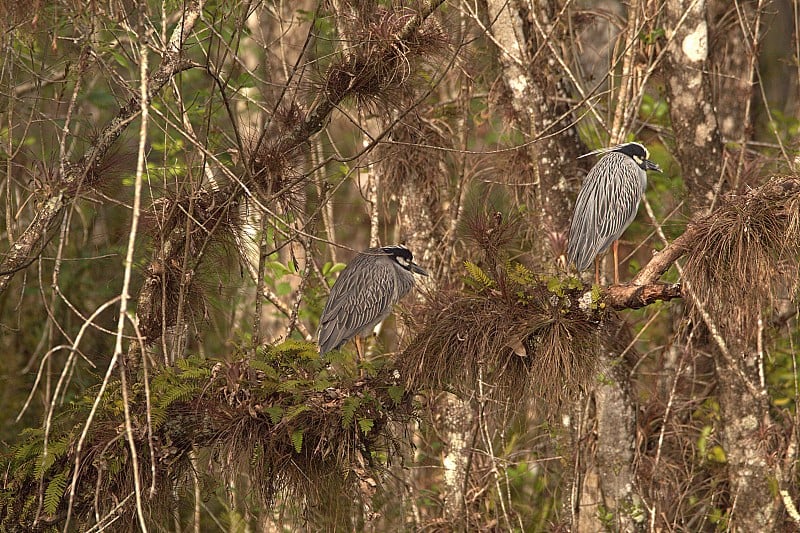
[605, 282, 683, 310]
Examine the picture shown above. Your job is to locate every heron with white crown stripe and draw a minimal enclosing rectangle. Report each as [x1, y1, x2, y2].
[318, 245, 428, 362]
[567, 142, 662, 284]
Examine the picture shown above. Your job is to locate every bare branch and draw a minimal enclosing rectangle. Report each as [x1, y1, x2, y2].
[0, 2, 204, 296]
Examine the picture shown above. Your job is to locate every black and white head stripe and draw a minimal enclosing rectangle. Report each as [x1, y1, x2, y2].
[378, 245, 428, 276]
[578, 142, 648, 160]
[578, 142, 660, 172]
[380, 245, 413, 266]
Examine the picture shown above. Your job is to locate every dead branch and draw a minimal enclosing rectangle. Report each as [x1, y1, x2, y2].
[0, 2, 203, 297]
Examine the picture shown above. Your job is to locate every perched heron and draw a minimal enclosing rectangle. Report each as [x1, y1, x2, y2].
[567, 142, 662, 285]
[318, 245, 428, 361]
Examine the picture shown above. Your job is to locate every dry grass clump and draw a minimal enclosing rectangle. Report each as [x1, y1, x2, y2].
[137, 192, 241, 342]
[242, 104, 308, 213]
[398, 263, 617, 407]
[325, 4, 450, 112]
[377, 114, 454, 201]
[683, 176, 800, 343]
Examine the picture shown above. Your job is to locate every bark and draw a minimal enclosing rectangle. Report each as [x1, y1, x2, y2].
[708, 0, 759, 143]
[485, 0, 586, 261]
[484, 3, 643, 530]
[663, 0, 724, 207]
[439, 393, 475, 523]
[577, 379, 639, 533]
[396, 115, 474, 527]
[716, 349, 780, 530]
[665, 2, 781, 529]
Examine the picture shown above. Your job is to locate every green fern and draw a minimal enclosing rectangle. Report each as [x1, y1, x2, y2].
[507, 261, 537, 287]
[156, 382, 198, 410]
[34, 435, 71, 478]
[14, 438, 44, 464]
[272, 339, 319, 360]
[248, 359, 280, 381]
[464, 261, 494, 288]
[150, 406, 168, 430]
[285, 404, 310, 421]
[341, 397, 361, 428]
[264, 406, 284, 424]
[175, 357, 212, 380]
[358, 418, 374, 435]
[291, 429, 304, 453]
[43, 469, 69, 516]
[387, 385, 404, 405]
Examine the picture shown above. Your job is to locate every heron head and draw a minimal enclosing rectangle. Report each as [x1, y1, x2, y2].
[613, 142, 662, 173]
[382, 245, 429, 276]
[579, 142, 662, 172]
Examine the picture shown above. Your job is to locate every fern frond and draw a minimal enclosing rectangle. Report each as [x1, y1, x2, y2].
[156, 382, 198, 410]
[34, 435, 71, 478]
[464, 261, 494, 288]
[291, 430, 304, 453]
[507, 261, 537, 287]
[43, 469, 69, 516]
[341, 397, 361, 428]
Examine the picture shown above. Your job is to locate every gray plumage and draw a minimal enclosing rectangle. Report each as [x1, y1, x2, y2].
[318, 245, 428, 355]
[567, 142, 661, 271]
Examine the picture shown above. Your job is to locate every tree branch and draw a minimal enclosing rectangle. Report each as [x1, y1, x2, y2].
[0, 2, 204, 297]
[605, 282, 683, 310]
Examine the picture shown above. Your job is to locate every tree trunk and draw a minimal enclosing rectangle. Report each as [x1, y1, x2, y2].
[716, 343, 780, 530]
[665, 2, 780, 529]
[663, 0, 724, 207]
[484, 0, 586, 264]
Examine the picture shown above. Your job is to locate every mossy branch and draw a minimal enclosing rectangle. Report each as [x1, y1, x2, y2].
[1, 343, 412, 530]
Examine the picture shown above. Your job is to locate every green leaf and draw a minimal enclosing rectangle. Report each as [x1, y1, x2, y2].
[44, 469, 68, 515]
[276, 281, 292, 296]
[156, 382, 197, 410]
[507, 261, 536, 286]
[342, 397, 360, 427]
[708, 445, 727, 464]
[358, 418, 374, 435]
[34, 436, 70, 478]
[388, 386, 404, 405]
[285, 404, 310, 421]
[264, 406, 284, 424]
[291, 430, 304, 453]
[545, 276, 563, 296]
[697, 425, 712, 459]
[267, 261, 291, 278]
[464, 261, 493, 288]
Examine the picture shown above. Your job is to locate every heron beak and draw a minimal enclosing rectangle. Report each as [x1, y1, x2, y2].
[645, 159, 662, 172]
[409, 263, 429, 276]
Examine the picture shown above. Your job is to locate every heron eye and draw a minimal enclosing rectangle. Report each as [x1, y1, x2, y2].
[633, 155, 643, 165]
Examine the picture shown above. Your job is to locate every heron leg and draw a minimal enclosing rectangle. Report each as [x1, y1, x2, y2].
[613, 240, 620, 285]
[355, 336, 363, 364]
[355, 336, 364, 376]
[594, 257, 600, 286]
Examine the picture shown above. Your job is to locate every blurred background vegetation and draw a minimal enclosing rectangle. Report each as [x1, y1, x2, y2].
[0, 0, 799, 531]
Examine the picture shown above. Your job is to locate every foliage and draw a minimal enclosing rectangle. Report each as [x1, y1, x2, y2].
[1, 0, 799, 531]
[0, 342, 412, 530]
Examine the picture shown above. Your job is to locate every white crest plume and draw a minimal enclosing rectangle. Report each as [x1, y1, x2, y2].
[577, 142, 647, 159]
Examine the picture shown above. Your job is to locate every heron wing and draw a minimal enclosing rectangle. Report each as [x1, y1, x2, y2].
[567, 153, 646, 271]
[595, 158, 646, 255]
[567, 159, 606, 271]
[318, 252, 396, 354]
